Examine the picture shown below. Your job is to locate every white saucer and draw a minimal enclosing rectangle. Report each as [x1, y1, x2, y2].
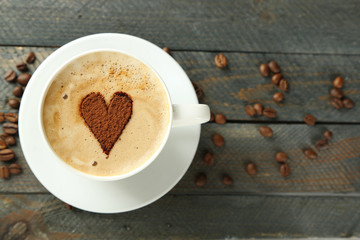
[19, 33, 200, 213]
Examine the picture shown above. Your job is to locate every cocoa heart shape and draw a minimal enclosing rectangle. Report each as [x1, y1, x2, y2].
[80, 92, 133, 155]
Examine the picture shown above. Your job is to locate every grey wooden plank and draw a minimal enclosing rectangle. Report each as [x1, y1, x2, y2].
[1, 47, 360, 122]
[0, 0, 359, 54]
[1, 123, 360, 194]
[1, 194, 360, 239]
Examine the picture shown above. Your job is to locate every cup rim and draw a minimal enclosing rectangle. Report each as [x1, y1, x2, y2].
[39, 48, 173, 181]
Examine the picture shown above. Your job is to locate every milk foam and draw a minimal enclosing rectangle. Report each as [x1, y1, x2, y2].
[42, 51, 170, 176]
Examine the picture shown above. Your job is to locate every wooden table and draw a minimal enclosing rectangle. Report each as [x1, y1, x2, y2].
[1, 0, 360, 239]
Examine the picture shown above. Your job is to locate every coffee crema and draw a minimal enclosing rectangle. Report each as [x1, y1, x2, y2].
[42, 51, 170, 176]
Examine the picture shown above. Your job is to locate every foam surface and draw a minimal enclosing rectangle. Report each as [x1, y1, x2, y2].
[42, 51, 170, 176]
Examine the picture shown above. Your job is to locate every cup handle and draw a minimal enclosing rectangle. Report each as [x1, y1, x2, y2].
[172, 104, 210, 127]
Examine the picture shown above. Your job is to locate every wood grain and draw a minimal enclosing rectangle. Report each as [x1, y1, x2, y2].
[0, 47, 359, 122]
[0, 1, 359, 54]
[1, 123, 360, 194]
[1, 194, 360, 239]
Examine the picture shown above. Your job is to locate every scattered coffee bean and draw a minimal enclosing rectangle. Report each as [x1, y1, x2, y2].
[271, 73, 282, 85]
[275, 152, 288, 163]
[13, 86, 24, 98]
[259, 63, 270, 77]
[5, 112, 18, 123]
[212, 134, 225, 147]
[195, 173, 207, 187]
[263, 108, 277, 118]
[259, 126, 273, 137]
[222, 174, 233, 186]
[9, 163, 22, 174]
[16, 62, 28, 72]
[0, 134, 16, 146]
[280, 163, 290, 177]
[214, 53, 228, 68]
[0, 112, 4, 122]
[4, 70, 17, 82]
[210, 111, 215, 122]
[273, 92, 284, 102]
[0, 166, 10, 179]
[331, 97, 343, 109]
[333, 76, 344, 89]
[330, 88, 343, 99]
[3, 122, 18, 135]
[0, 148, 15, 161]
[17, 73, 31, 86]
[279, 79, 289, 92]
[215, 114, 226, 124]
[268, 61, 280, 73]
[203, 152, 215, 166]
[8, 99, 20, 109]
[65, 203, 74, 210]
[343, 98, 355, 109]
[162, 47, 171, 54]
[324, 130, 333, 140]
[315, 139, 329, 151]
[91, 161, 97, 166]
[245, 105, 256, 117]
[192, 82, 203, 99]
[304, 114, 316, 126]
[246, 163, 257, 175]
[304, 149, 318, 159]
[0, 140, 6, 149]
[253, 103, 263, 116]
[25, 51, 36, 63]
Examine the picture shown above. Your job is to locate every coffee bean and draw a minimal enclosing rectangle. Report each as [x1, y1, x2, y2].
[5, 112, 18, 123]
[65, 203, 74, 210]
[214, 53, 228, 68]
[315, 139, 329, 151]
[192, 82, 203, 99]
[212, 134, 225, 147]
[0, 166, 10, 179]
[271, 73, 282, 85]
[343, 98, 355, 109]
[268, 61, 280, 73]
[25, 51, 36, 63]
[259, 63, 269, 77]
[304, 149, 317, 159]
[272, 92, 284, 102]
[245, 105, 256, 117]
[279, 79, 289, 92]
[162, 47, 171, 54]
[3, 122, 18, 135]
[263, 108, 277, 118]
[0, 112, 4, 122]
[4, 70, 17, 82]
[333, 76, 344, 89]
[0, 148, 15, 161]
[0, 140, 7, 149]
[324, 130, 333, 140]
[280, 163, 290, 177]
[195, 173, 207, 187]
[210, 111, 215, 122]
[13, 86, 24, 98]
[222, 174, 233, 186]
[16, 62, 28, 72]
[253, 103, 263, 116]
[330, 88, 343, 99]
[215, 114, 226, 124]
[304, 114, 316, 126]
[0, 134, 16, 146]
[17, 73, 31, 86]
[203, 152, 215, 166]
[259, 126, 273, 137]
[9, 163, 22, 174]
[8, 99, 20, 109]
[275, 152, 288, 163]
[331, 97, 343, 109]
[246, 163, 257, 175]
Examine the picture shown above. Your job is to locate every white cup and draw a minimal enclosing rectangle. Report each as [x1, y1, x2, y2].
[39, 49, 210, 181]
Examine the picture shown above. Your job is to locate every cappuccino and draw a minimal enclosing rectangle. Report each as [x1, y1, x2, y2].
[42, 51, 170, 176]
